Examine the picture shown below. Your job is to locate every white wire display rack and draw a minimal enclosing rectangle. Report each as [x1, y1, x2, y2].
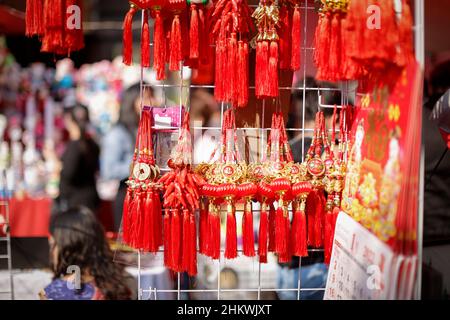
[129, 0, 425, 300]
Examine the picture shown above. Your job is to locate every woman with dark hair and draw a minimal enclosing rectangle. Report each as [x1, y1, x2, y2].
[39, 206, 132, 300]
[100, 83, 156, 231]
[58, 104, 100, 211]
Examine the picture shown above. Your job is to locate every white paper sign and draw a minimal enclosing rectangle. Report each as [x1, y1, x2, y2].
[324, 211, 395, 300]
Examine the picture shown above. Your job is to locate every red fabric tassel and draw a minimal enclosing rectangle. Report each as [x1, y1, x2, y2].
[208, 204, 221, 260]
[291, 6, 301, 71]
[291, 199, 308, 257]
[226, 34, 238, 104]
[143, 190, 155, 251]
[163, 211, 172, 268]
[153, 190, 163, 248]
[214, 39, 224, 101]
[199, 200, 208, 254]
[267, 41, 279, 97]
[153, 10, 166, 80]
[189, 4, 199, 59]
[328, 13, 342, 81]
[182, 209, 190, 272]
[255, 40, 269, 98]
[258, 202, 269, 263]
[171, 209, 182, 272]
[141, 10, 151, 68]
[324, 206, 339, 264]
[188, 212, 197, 276]
[169, 14, 182, 71]
[135, 192, 145, 249]
[313, 191, 325, 248]
[123, 5, 138, 65]
[198, 7, 209, 64]
[26, 0, 45, 36]
[279, 5, 291, 70]
[306, 191, 316, 247]
[268, 203, 276, 252]
[237, 41, 249, 108]
[225, 201, 237, 259]
[242, 200, 255, 257]
[314, 14, 331, 80]
[275, 204, 290, 258]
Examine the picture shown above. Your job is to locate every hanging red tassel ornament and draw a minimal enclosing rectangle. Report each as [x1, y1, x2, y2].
[253, 1, 280, 99]
[209, 0, 254, 107]
[291, 181, 312, 257]
[123, 107, 162, 252]
[224, 191, 238, 260]
[122, 2, 139, 65]
[163, 210, 172, 268]
[26, 0, 45, 37]
[158, 111, 203, 275]
[141, 9, 151, 67]
[153, 9, 166, 80]
[278, 3, 291, 70]
[189, 3, 199, 59]
[198, 198, 208, 255]
[290, 3, 301, 71]
[167, 0, 187, 71]
[238, 181, 258, 257]
[256, 172, 275, 261]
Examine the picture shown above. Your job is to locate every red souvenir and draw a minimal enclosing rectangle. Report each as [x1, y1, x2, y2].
[122, 107, 162, 252]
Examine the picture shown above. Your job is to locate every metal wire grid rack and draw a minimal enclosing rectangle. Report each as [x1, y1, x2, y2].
[129, 0, 425, 300]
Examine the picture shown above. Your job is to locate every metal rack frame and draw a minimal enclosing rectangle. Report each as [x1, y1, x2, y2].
[131, 0, 425, 300]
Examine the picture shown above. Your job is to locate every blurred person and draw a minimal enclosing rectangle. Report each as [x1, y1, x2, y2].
[422, 59, 450, 299]
[100, 84, 156, 231]
[57, 104, 100, 212]
[39, 206, 132, 300]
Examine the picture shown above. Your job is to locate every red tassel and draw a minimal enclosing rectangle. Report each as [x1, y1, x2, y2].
[258, 202, 269, 263]
[226, 34, 238, 104]
[237, 41, 249, 108]
[279, 5, 291, 70]
[328, 13, 342, 81]
[242, 200, 255, 257]
[324, 206, 339, 264]
[268, 204, 276, 252]
[189, 4, 199, 59]
[169, 14, 182, 71]
[198, 7, 209, 64]
[214, 39, 224, 101]
[225, 200, 237, 259]
[208, 203, 221, 260]
[314, 14, 331, 80]
[267, 41, 279, 97]
[143, 191, 155, 251]
[275, 203, 290, 257]
[306, 191, 316, 247]
[153, 10, 166, 80]
[255, 40, 269, 98]
[188, 212, 197, 276]
[171, 209, 182, 272]
[123, 4, 138, 65]
[141, 10, 151, 68]
[26, 0, 45, 36]
[313, 191, 325, 248]
[163, 211, 172, 268]
[291, 198, 308, 257]
[182, 209, 190, 272]
[199, 199, 208, 254]
[135, 192, 145, 249]
[291, 5, 301, 71]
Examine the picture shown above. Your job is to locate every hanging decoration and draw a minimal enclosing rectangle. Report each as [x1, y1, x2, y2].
[158, 111, 205, 275]
[278, 0, 301, 71]
[200, 108, 246, 260]
[25, 0, 84, 56]
[122, 107, 162, 252]
[208, 0, 254, 108]
[252, 0, 280, 99]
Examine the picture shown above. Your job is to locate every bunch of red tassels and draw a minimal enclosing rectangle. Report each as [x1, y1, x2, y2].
[122, 0, 210, 80]
[208, 0, 254, 107]
[314, 0, 415, 84]
[122, 107, 162, 252]
[25, 0, 84, 55]
[158, 111, 206, 276]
